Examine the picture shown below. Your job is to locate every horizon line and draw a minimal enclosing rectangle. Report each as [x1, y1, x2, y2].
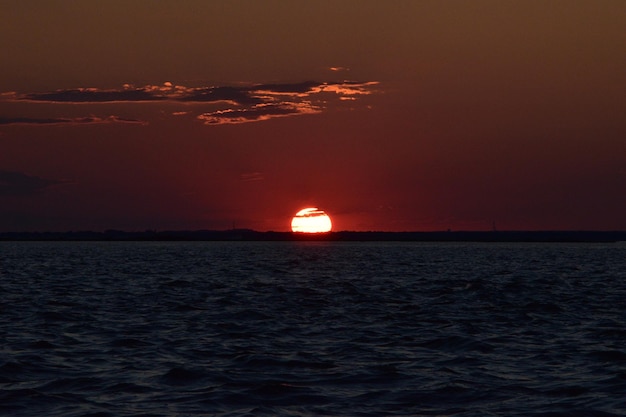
[1, 229, 625, 243]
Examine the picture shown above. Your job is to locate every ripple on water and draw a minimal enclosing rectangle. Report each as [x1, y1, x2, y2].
[0, 242, 625, 416]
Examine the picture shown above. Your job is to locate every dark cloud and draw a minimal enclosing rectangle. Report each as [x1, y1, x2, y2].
[192, 81, 378, 124]
[20, 88, 163, 103]
[0, 170, 65, 196]
[7, 80, 377, 105]
[0, 117, 75, 125]
[2, 80, 378, 126]
[0, 116, 147, 126]
[252, 81, 320, 94]
[197, 102, 320, 125]
[178, 86, 265, 105]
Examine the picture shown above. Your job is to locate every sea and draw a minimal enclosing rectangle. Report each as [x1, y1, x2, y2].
[1, 241, 625, 417]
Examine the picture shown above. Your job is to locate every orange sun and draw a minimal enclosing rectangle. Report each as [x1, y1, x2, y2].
[291, 207, 333, 233]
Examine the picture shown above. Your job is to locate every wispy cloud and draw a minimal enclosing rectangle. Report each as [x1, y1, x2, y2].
[2, 80, 379, 126]
[193, 81, 377, 125]
[0, 116, 147, 126]
[197, 102, 321, 125]
[0, 170, 66, 196]
[7, 80, 377, 104]
[239, 172, 265, 182]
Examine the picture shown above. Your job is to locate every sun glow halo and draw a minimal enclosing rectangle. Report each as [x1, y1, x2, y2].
[291, 208, 332, 233]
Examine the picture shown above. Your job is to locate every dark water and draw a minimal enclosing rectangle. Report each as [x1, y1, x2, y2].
[1, 241, 625, 416]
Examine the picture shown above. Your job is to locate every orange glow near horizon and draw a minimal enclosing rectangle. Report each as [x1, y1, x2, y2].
[291, 208, 332, 233]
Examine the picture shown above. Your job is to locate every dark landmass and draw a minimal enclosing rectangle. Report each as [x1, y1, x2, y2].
[1, 230, 625, 242]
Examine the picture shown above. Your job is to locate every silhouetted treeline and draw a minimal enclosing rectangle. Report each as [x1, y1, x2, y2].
[0, 230, 625, 242]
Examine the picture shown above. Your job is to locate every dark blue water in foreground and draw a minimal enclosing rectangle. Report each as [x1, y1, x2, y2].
[1, 241, 625, 416]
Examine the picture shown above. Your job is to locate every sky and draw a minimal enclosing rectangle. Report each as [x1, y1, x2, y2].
[1, 0, 625, 232]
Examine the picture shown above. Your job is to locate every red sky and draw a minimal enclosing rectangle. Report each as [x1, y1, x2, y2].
[1, 1, 625, 232]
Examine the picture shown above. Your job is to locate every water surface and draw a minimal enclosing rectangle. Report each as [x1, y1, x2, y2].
[1, 241, 625, 416]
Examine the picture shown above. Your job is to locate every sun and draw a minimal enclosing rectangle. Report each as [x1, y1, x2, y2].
[291, 207, 333, 233]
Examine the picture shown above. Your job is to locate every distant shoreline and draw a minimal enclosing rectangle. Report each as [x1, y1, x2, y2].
[1, 230, 625, 242]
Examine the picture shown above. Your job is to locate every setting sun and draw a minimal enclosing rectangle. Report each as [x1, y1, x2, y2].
[291, 208, 332, 233]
